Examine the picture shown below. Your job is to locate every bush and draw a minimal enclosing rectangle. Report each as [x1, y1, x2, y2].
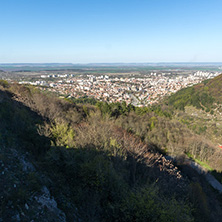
[189, 182, 210, 221]
[120, 186, 194, 222]
[0, 80, 9, 88]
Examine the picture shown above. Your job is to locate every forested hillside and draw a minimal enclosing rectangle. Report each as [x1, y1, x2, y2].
[167, 74, 222, 112]
[163, 75, 222, 168]
[1, 80, 222, 221]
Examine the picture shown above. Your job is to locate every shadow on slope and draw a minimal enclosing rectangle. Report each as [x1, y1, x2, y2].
[0, 84, 216, 222]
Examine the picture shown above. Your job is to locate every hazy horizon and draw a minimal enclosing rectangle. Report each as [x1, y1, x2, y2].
[1, 62, 222, 65]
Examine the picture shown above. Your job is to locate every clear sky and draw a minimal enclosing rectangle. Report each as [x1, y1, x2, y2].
[1, 0, 222, 63]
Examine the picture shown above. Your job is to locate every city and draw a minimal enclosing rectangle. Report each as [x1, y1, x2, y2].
[17, 70, 220, 106]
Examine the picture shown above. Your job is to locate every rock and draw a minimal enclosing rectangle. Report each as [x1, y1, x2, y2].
[19, 155, 35, 172]
[25, 203, 29, 210]
[12, 212, 20, 222]
[33, 186, 66, 221]
[41, 186, 50, 197]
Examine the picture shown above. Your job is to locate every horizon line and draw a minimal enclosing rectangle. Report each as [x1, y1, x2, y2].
[1, 62, 222, 65]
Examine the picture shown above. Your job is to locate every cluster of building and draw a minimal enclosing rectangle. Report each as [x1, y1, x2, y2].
[19, 71, 220, 106]
[193, 71, 219, 78]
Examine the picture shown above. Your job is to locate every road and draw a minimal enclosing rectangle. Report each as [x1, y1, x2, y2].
[166, 155, 222, 193]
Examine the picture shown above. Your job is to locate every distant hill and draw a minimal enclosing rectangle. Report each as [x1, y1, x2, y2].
[1, 62, 222, 71]
[167, 74, 222, 111]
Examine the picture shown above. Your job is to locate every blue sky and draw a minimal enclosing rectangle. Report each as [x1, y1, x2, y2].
[0, 0, 222, 63]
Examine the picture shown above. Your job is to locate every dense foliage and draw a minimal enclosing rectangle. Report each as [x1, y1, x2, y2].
[167, 74, 222, 112]
[167, 86, 214, 111]
[2, 80, 222, 221]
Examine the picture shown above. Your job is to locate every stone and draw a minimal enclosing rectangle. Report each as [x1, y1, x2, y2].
[25, 203, 29, 210]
